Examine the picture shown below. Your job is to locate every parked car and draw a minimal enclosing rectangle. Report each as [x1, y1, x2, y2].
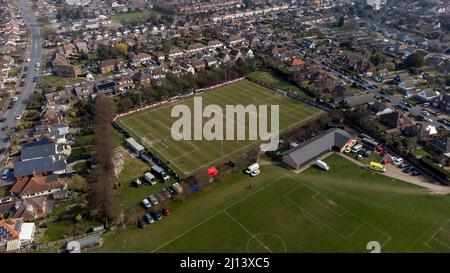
[399, 162, 408, 169]
[1, 168, 10, 180]
[404, 166, 414, 173]
[148, 194, 158, 205]
[162, 208, 171, 216]
[392, 157, 404, 167]
[162, 188, 172, 199]
[411, 171, 420, 176]
[167, 186, 176, 195]
[145, 213, 154, 224]
[152, 211, 162, 221]
[424, 117, 433, 123]
[0, 197, 13, 204]
[137, 219, 146, 229]
[363, 150, 372, 157]
[15, 115, 21, 120]
[142, 199, 151, 209]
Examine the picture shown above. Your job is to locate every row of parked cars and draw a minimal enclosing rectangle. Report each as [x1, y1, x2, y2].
[387, 155, 420, 176]
[137, 182, 184, 229]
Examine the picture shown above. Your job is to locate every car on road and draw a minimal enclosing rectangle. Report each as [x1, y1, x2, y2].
[137, 219, 146, 229]
[15, 115, 22, 120]
[1, 168, 10, 180]
[148, 194, 158, 205]
[145, 213, 154, 224]
[12, 96, 18, 102]
[379, 90, 386, 95]
[424, 117, 433, 123]
[32, 76, 38, 82]
[142, 198, 151, 209]
[422, 110, 430, 116]
[15, 91, 21, 95]
[423, 102, 430, 107]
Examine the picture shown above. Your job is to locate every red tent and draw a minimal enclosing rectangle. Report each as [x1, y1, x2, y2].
[206, 167, 219, 177]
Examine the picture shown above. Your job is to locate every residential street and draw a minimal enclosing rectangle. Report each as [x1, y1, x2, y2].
[0, 0, 42, 163]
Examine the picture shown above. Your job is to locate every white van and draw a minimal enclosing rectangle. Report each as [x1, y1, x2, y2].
[245, 163, 260, 175]
[315, 160, 330, 171]
[351, 144, 363, 153]
[144, 172, 157, 185]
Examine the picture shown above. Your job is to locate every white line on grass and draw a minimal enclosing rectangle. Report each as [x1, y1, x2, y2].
[224, 211, 273, 253]
[150, 174, 290, 253]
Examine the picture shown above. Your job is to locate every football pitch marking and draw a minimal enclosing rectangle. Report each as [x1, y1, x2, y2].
[150, 174, 290, 253]
[246, 232, 287, 253]
[425, 218, 450, 252]
[225, 211, 273, 253]
[283, 183, 392, 246]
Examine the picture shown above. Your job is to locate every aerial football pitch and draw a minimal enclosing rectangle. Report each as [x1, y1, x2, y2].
[97, 154, 450, 253]
[116, 79, 320, 176]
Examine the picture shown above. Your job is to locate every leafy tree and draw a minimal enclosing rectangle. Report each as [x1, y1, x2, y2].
[114, 43, 128, 56]
[404, 52, 424, 68]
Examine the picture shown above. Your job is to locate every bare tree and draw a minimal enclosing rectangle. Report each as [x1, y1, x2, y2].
[87, 94, 118, 223]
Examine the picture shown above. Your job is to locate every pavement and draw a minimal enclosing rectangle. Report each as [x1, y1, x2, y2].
[337, 153, 450, 195]
[0, 0, 42, 164]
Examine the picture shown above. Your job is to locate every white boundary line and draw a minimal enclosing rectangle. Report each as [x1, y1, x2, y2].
[224, 211, 273, 253]
[150, 174, 290, 253]
[283, 180, 392, 246]
[424, 218, 450, 252]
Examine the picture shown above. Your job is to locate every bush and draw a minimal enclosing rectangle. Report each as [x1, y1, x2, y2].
[68, 175, 89, 193]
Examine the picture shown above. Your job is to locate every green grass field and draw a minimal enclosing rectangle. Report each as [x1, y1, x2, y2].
[116, 80, 319, 176]
[96, 154, 450, 253]
[248, 71, 310, 98]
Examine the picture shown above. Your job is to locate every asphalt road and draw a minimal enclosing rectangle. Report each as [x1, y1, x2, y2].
[0, 0, 42, 163]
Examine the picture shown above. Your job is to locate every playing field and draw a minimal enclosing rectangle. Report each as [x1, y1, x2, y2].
[97, 154, 450, 253]
[116, 80, 319, 176]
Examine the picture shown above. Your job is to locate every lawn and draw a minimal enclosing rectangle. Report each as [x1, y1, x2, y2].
[115, 156, 168, 214]
[111, 9, 160, 26]
[116, 79, 320, 176]
[95, 154, 450, 253]
[39, 76, 85, 88]
[248, 71, 310, 98]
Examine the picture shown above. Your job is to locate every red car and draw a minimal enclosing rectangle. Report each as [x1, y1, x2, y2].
[162, 208, 171, 216]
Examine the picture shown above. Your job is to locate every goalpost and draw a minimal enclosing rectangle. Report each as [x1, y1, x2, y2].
[141, 136, 153, 148]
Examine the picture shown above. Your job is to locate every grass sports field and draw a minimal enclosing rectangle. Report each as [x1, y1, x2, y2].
[116, 79, 320, 176]
[97, 154, 450, 253]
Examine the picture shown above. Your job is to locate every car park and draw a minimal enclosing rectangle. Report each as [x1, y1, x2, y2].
[1, 168, 10, 179]
[167, 186, 176, 195]
[148, 194, 158, 205]
[145, 213, 154, 224]
[143, 172, 156, 185]
[142, 199, 151, 208]
[137, 219, 146, 229]
[363, 150, 372, 157]
[399, 162, 408, 169]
